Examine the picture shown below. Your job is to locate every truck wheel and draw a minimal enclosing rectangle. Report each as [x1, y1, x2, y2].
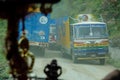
[99, 59, 105, 65]
[72, 55, 78, 63]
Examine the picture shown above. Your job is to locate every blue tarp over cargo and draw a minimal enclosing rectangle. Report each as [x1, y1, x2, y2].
[19, 12, 52, 42]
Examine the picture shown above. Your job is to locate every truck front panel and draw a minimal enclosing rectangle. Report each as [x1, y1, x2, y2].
[73, 39, 109, 57]
[71, 22, 109, 59]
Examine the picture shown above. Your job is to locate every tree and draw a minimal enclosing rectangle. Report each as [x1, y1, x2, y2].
[101, 0, 120, 22]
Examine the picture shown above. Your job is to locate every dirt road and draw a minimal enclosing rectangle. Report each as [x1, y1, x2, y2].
[31, 49, 116, 80]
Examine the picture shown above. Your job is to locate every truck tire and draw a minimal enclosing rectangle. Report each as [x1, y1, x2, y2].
[99, 59, 105, 65]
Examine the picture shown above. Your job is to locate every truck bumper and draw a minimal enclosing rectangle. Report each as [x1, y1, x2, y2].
[77, 56, 109, 60]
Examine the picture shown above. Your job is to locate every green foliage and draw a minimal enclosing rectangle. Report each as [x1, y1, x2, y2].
[0, 19, 7, 46]
[51, 0, 102, 18]
[0, 19, 8, 78]
[100, 0, 120, 38]
[107, 59, 120, 68]
[100, 0, 120, 21]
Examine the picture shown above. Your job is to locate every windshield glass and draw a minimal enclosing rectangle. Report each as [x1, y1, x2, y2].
[0, 0, 120, 80]
[76, 24, 108, 39]
[92, 25, 108, 38]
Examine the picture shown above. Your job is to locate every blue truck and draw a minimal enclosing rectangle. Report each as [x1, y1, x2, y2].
[19, 12, 52, 56]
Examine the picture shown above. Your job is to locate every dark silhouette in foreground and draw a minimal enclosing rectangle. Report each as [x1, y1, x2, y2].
[103, 69, 120, 80]
[44, 59, 62, 80]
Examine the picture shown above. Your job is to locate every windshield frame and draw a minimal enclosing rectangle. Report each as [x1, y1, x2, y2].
[72, 22, 108, 40]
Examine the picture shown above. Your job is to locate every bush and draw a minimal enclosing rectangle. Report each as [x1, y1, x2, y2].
[107, 59, 120, 68]
[110, 36, 120, 48]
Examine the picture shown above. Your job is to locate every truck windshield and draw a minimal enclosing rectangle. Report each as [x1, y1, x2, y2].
[75, 24, 108, 39]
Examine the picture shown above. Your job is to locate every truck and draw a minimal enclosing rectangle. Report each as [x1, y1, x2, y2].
[19, 12, 52, 56]
[56, 14, 109, 64]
